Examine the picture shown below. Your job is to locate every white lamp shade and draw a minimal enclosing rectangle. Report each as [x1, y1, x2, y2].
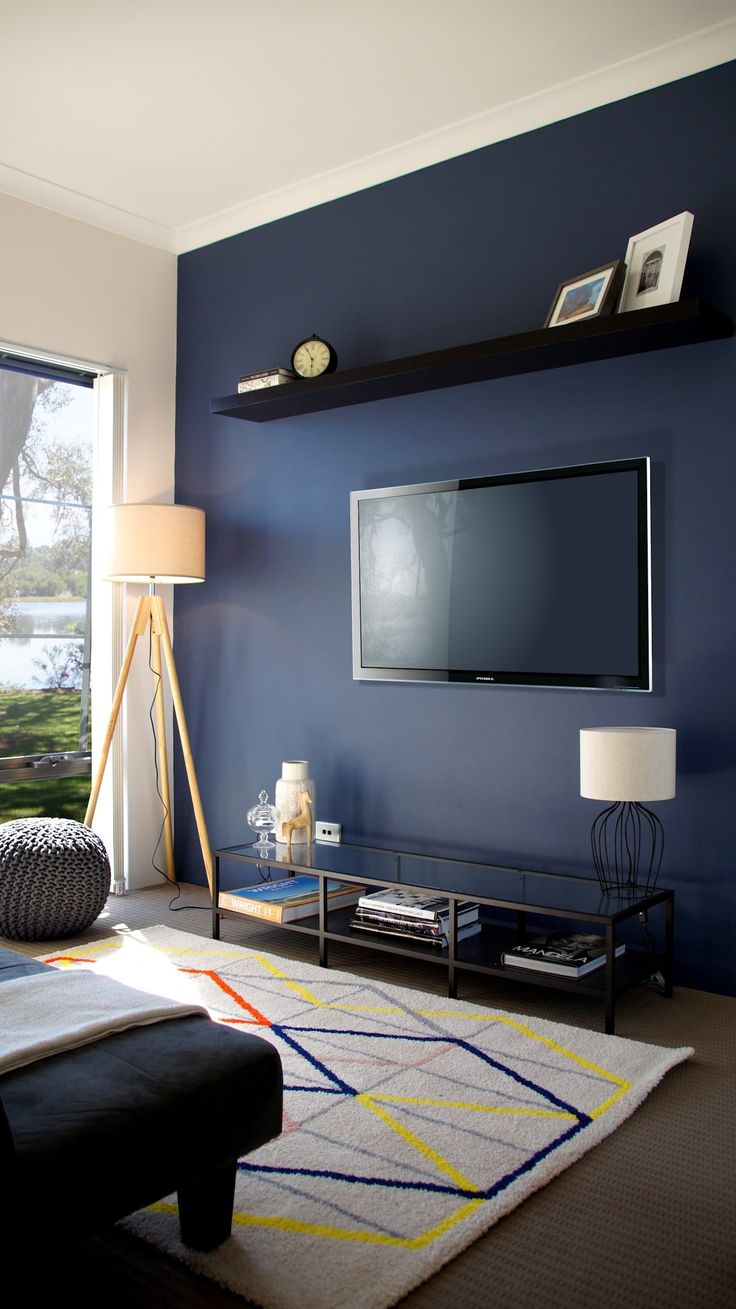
[580, 727, 676, 802]
[103, 504, 205, 583]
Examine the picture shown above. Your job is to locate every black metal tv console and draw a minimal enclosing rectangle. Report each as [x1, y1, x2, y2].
[212, 839, 674, 1034]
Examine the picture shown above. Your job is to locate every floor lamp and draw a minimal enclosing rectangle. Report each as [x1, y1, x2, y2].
[84, 503, 213, 894]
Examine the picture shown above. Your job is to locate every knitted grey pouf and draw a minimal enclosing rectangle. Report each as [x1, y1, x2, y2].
[0, 817, 111, 941]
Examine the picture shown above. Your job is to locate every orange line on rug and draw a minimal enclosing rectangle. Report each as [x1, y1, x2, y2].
[178, 967, 272, 1025]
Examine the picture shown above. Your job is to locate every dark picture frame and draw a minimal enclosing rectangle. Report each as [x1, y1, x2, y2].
[545, 260, 626, 328]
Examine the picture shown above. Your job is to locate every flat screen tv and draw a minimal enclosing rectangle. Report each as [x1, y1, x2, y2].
[350, 456, 651, 691]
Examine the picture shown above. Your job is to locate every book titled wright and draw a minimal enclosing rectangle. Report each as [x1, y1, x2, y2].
[218, 875, 364, 923]
[503, 932, 626, 977]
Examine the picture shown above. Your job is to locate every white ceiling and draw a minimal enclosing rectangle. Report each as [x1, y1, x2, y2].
[1, 1, 735, 254]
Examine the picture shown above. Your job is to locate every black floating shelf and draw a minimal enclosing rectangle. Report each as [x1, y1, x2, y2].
[210, 298, 732, 424]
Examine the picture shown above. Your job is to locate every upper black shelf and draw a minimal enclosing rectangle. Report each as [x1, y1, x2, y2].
[210, 298, 732, 424]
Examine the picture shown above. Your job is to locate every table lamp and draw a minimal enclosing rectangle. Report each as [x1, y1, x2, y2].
[84, 503, 213, 892]
[580, 727, 676, 896]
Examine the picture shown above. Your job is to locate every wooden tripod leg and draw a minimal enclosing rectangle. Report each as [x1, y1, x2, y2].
[85, 595, 151, 827]
[151, 595, 214, 894]
[150, 626, 176, 881]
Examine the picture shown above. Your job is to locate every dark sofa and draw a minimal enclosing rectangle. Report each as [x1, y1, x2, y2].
[0, 946, 282, 1251]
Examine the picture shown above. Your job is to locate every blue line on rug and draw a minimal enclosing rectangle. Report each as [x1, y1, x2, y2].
[238, 1116, 589, 1204]
[283, 1083, 345, 1095]
[455, 1037, 592, 1124]
[277, 1024, 592, 1124]
[273, 1026, 357, 1095]
[484, 1120, 588, 1201]
[238, 1160, 482, 1199]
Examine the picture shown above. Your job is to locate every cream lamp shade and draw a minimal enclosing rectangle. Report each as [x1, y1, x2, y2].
[103, 503, 205, 583]
[580, 727, 676, 802]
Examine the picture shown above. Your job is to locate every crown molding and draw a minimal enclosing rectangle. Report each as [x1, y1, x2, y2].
[1, 21, 734, 257]
[0, 161, 177, 252]
[176, 20, 736, 254]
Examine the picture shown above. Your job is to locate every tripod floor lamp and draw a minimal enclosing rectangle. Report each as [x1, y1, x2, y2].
[84, 503, 213, 893]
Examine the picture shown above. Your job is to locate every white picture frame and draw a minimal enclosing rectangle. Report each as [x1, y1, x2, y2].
[619, 211, 694, 312]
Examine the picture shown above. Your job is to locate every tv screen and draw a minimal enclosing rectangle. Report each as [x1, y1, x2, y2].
[350, 457, 651, 690]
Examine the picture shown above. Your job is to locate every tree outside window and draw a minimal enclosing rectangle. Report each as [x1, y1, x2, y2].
[0, 364, 94, 820]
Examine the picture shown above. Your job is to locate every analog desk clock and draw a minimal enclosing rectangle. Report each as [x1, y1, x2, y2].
[290, 334, 338, 379]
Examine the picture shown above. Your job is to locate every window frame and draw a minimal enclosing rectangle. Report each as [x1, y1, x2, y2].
[0, 348, 123, 792]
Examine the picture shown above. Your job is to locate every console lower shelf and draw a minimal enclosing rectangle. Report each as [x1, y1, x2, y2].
[217, 904, 661, 995]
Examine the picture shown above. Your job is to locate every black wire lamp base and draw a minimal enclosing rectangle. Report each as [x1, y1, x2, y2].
[590, 800, 664, 897]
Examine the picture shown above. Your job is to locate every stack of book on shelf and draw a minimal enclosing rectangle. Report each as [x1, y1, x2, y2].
[237, 367, 296, 393]
[503, 932, 625, 977]
[350, 888, 481, 947]
[218, 876, 364, 923]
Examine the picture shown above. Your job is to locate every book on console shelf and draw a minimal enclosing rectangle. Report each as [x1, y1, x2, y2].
[503, 932, 626, 977]
[237, 367, 296, 393]
[352, 903, 480, 934]
[356, 887, 479, 922]
[350, 918, 482, 947]
[218, 875, 364, 923]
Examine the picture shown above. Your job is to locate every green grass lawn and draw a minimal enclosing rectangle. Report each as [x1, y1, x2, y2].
[0, 689, 90, 822]
[0, 777, 90, 822]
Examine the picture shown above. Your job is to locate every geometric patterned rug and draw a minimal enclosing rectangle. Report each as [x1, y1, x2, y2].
[43, 925, 693, 1309]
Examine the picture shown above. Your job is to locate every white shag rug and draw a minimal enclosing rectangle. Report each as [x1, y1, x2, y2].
[43, 926, 693, 1309]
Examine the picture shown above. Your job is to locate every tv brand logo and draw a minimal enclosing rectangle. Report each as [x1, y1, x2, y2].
[476, 675, 495, 682]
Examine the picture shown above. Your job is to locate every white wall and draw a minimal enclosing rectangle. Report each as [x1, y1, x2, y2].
[0, 191, 178, 889]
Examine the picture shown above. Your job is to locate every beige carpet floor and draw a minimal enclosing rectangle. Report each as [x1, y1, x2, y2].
[4, 881, 736, 1308]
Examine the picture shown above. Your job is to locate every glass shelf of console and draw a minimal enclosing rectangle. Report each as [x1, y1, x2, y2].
[213, 836, 672, 922]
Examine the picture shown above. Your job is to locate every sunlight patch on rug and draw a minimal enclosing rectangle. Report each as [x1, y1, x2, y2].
[43, 926, 693, 1309]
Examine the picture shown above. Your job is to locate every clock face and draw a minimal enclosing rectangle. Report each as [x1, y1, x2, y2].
[291, 336, 337, 378]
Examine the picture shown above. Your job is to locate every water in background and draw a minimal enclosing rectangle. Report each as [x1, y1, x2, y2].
[0, 599, 85, 689]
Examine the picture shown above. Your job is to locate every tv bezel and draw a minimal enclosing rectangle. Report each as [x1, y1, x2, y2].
[350, 456, 652, 692]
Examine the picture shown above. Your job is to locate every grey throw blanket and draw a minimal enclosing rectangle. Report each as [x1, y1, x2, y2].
[0, 968, 208, 1074]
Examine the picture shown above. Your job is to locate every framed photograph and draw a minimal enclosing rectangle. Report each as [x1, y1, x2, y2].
[619, 211, 693, 312]
[545, 260, 626, 328]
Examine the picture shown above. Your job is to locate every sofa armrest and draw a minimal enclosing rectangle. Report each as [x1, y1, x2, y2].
[0, 1093, 16, 1168]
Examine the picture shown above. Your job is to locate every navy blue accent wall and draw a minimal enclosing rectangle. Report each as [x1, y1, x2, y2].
[175, 62, 736, 995]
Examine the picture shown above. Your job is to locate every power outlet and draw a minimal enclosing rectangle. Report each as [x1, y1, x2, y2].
[315, 821, 342, 844]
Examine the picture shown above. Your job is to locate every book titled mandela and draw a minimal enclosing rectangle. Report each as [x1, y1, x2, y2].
[503, 932, 625, 977]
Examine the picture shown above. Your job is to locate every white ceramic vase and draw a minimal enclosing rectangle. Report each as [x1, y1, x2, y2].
[274, 760, 315, 844]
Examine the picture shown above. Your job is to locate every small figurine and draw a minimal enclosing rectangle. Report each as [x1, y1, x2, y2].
[282, 790, 314, 847]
